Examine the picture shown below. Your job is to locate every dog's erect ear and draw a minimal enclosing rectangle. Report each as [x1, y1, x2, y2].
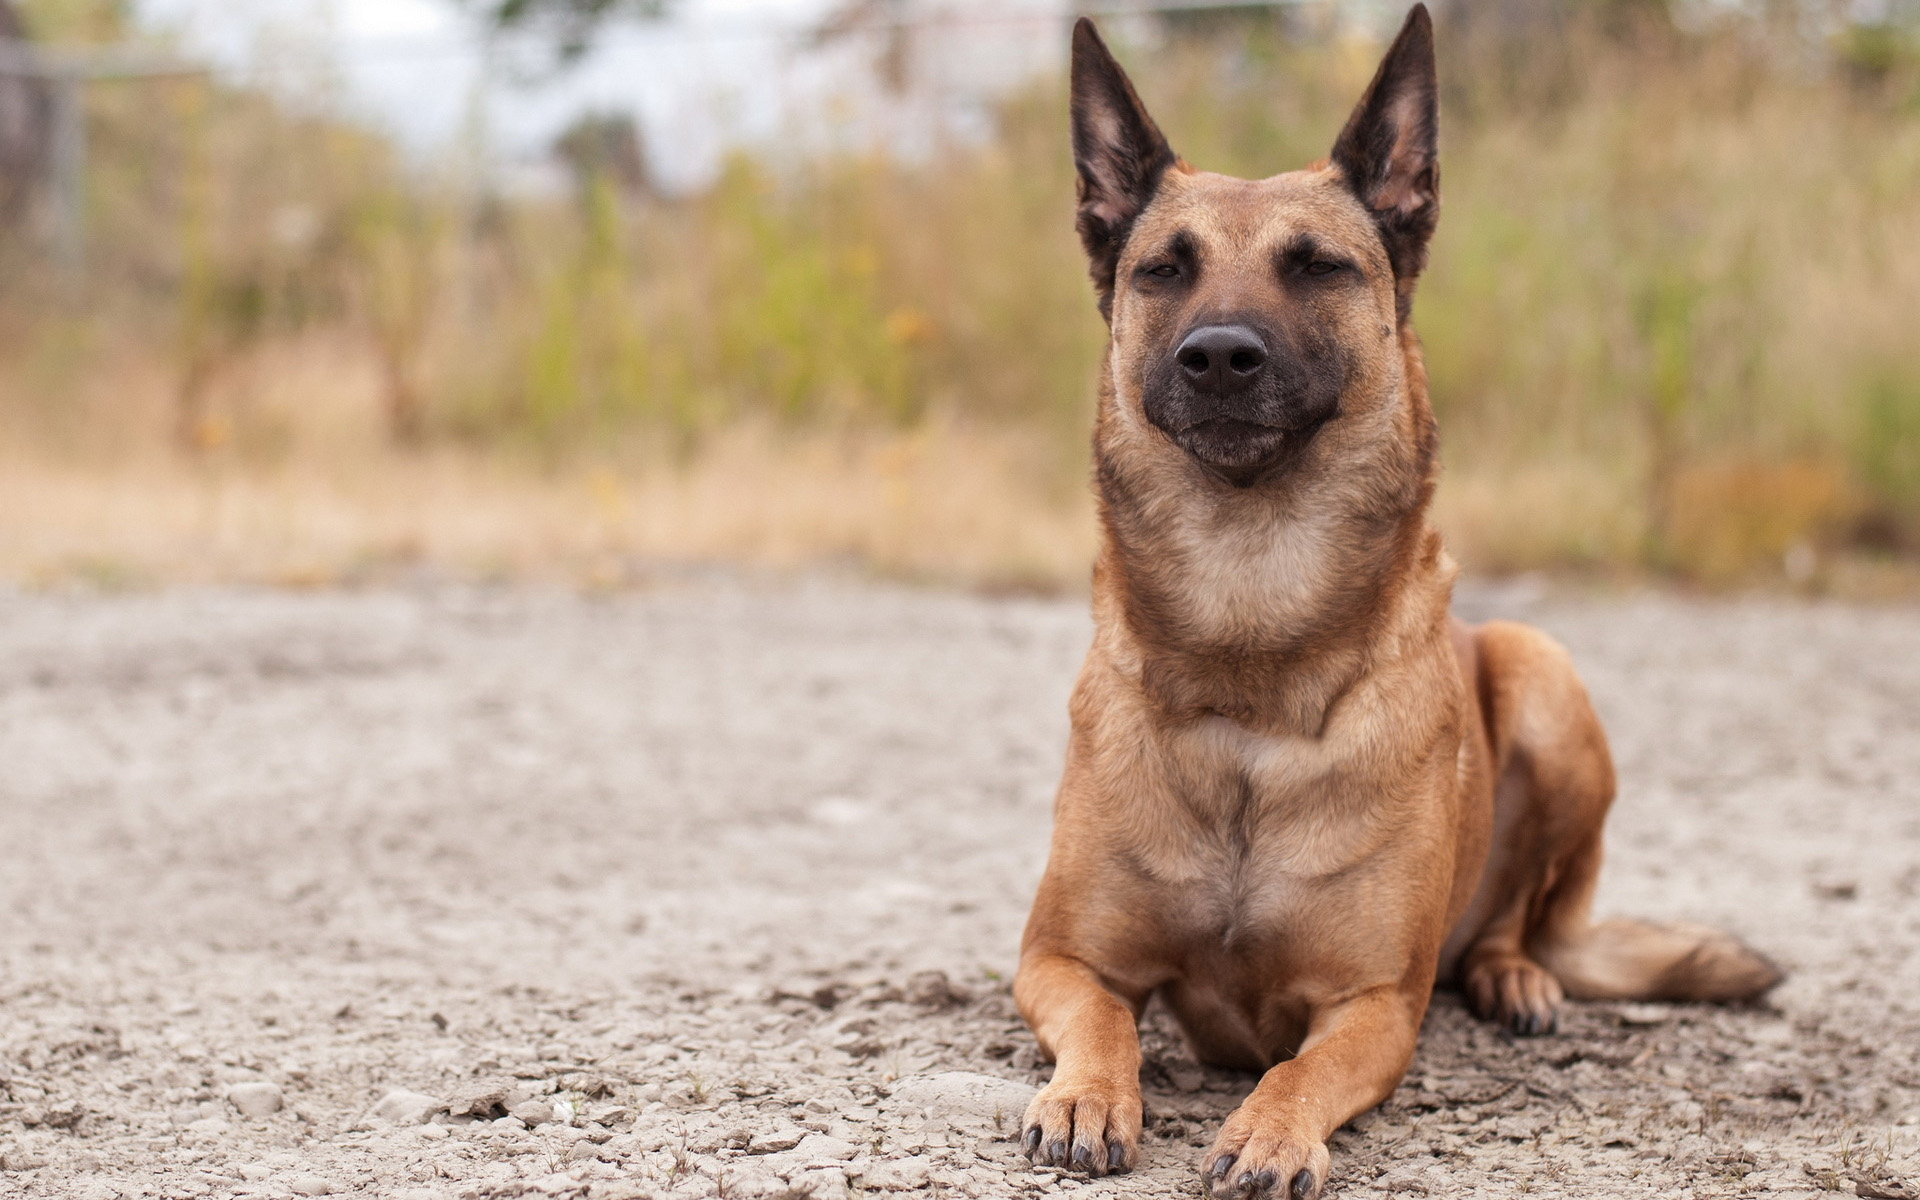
[1071, 18, 1176, 321]
[1330, 4, 1439, 319]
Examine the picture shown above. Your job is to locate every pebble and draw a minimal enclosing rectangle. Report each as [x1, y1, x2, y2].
[794, 1133, 859, 1161]
[509, 1100, 553, 1126]
[446, 1081, 511, 1118]
[860, 1155, 935, 1190]
[888, 1071, 1036, 1134]
[226, 1082, 285, 1120]
[370, 1088, 447, 1126]
[751, 1123, 807, 1152]
[285, 1175, 337, 1196]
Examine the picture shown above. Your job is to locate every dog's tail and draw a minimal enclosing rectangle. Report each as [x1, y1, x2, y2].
[1537, 917, 1782, 1003]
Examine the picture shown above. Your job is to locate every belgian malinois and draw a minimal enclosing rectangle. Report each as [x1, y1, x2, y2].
[1015, 8, 1782, 1197]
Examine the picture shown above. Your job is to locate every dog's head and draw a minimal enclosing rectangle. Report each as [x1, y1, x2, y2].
[1072, 6, 1438, 489]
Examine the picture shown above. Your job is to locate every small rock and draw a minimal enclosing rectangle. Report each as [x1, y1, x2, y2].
[226, 1082, 284, 1119]
[237, 1164, 274, 1181]
[446, 1082, 511, 1118]
[795, 1134, 859, 1161]
[829, 1018, 886, 1059]
[370, 1089, 447, 1126]
[286, 1175, 337, 1196]
[903, 969, 972, 1010]
[415, 1123, 450, 1140]
[888, 1072, 1037, 1135]
[860, 1155, 935, 1190]
[20, 1102, 83, 1130]
[751, 1123, 807, 1153]
[1618, 1003, 1672, 1027]
[510, 1100, 553, 1127]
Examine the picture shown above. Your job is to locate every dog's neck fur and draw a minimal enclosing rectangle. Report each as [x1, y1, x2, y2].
[1091, 324, 1450, 739]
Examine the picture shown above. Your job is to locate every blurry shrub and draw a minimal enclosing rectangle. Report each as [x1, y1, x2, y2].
[1664, 458, 1853, 584]
[1852, 370, 1920, 552]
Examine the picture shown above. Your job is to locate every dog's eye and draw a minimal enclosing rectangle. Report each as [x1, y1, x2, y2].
[1146, 264, 1180, 278]
[1305, 261, 1342, 277]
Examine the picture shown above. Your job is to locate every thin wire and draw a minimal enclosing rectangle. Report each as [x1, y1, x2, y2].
[107, 0, 1324, 67]
[0, 1, 1325, 76]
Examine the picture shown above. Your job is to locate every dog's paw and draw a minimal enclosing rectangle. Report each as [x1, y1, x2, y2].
[1019, 1076, 1141, 1176]
[1465, 953, 1564, 1036]
[1201, 1107, 1331, 1200]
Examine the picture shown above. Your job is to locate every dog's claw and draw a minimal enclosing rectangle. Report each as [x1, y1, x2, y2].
[1290, 1168, 1315, 1198]
[1021, 1126, 1041, 1158]
[1107, 1140, 1127, 1170]
[1047, 1138, 1067, 1165]
[1071, 1142, 1093, 1170]
[1207, 1153, 1239, 1197]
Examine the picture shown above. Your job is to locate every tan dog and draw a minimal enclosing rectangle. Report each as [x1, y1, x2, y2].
[1014, 8, 1782, 1198]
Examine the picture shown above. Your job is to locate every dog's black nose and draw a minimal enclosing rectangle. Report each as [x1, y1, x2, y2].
[1175, 325, 1268, 396]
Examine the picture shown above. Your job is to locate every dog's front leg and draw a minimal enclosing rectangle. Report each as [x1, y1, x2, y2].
[1203, 986, 1423, 1200]
[1013, 952, 1145, 1176]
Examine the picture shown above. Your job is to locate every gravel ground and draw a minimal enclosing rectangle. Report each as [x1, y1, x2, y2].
[1, 576, 1917, 1200]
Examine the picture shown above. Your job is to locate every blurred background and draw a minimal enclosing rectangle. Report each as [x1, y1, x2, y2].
[1, 0, 1917, 594]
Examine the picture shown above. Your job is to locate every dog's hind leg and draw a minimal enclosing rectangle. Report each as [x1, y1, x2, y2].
[1458, 621, 1781, 1035]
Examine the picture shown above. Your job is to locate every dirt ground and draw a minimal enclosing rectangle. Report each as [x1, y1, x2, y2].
[1, 575, 1917, 1200]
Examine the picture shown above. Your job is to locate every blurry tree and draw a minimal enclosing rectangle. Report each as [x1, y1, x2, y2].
[813, 0, 912, 92]
[0, 0, 53, 230]
[554, 111, 650, 201]
[462, 0, 671, 63]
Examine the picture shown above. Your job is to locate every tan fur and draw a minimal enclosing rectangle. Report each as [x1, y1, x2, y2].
[1018, 11, 1781, 1199]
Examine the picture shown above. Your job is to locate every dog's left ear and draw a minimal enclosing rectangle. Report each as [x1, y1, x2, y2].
[1330, 4, 1439, 316]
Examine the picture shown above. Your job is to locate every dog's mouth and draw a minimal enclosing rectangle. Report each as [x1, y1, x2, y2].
[1171, 417, 1321, 488]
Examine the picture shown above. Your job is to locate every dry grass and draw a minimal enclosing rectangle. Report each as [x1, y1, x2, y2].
[0, 336, 1098, 590]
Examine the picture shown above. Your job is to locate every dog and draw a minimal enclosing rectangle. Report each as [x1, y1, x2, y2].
[1014, 8, 1782, 1198]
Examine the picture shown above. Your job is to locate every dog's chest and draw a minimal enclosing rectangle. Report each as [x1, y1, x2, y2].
[1146, 715, 1396, 930]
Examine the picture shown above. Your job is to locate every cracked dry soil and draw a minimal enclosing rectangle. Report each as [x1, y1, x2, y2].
[1, 577, 1917, 1200]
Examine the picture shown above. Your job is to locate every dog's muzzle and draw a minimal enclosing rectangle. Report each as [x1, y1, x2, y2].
[1145, 323, 1337, 486]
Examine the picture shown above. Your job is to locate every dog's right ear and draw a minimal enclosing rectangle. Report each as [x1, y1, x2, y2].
[1071, 18, 1176, 320]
